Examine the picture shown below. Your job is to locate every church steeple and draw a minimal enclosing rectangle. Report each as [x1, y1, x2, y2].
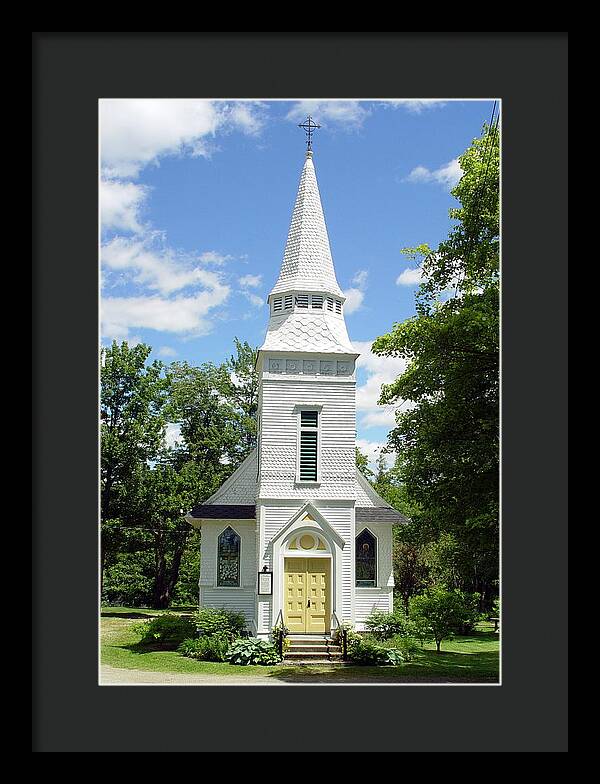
[260, 146, 354, 356]
[269, 150, 343, 299]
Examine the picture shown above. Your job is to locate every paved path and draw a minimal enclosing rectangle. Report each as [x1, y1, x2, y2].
[100, 665, 284, 686]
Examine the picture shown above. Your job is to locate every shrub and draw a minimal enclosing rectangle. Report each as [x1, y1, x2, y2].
[380, 635, 420, 661]
[348, 636, 406, 666]
[227, 638, 282, 666]
[456, 592, 483, 635]
[195, 608, 247, 643]
[365, 610, 416, 640]
[178, 634, 230, 662]
[135, 613, 197, 649]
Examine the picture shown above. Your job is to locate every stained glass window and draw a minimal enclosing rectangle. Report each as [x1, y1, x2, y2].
[356, 529, 376, 587]
[217, 526, 241, 587]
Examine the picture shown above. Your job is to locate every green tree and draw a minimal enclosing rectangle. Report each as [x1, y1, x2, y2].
[225, 338, 259, 461]
[372, 122, 499, 606]
[409, 587, 475, 652]
[355, 446, 375, 482]
[100, 341, 168, 588]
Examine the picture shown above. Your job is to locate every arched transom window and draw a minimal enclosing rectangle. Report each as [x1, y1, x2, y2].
[217, 526, 241, 587]
[288, 531, 328, 551]
[356, 528, 377, 587]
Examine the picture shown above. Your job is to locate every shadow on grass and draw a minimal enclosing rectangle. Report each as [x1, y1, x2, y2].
[118, 642, 181, 655]
[101, 611, 160, 619]
[268, 651, 499, 683]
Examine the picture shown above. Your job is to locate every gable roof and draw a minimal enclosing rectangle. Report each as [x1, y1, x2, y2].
[186, 460, 408, 525]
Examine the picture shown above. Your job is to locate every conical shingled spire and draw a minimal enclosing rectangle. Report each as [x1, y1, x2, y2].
[270, 152, 343, 298]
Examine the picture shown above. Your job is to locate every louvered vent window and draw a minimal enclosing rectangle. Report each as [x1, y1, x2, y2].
[298, 409, 319, 482]
[311, 295, 323, 309]
[295, 294, 309, 308]
[326, 297, 334, 311]
[335, 299, 342, 314]
[273, 297, 283, 313]
[284, 295, 293, 310]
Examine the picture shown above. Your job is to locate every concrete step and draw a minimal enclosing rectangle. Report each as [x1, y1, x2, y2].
[285, 651, 335, 659]
[287, 637, 332, 643]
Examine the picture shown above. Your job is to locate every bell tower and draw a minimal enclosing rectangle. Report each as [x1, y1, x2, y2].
[256, 128, 359, 503]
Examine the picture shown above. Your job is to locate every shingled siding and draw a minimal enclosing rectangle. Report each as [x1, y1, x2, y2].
[258, 377, 356, 500]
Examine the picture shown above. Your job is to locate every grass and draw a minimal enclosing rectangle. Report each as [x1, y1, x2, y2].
[101, 606, 500, 683]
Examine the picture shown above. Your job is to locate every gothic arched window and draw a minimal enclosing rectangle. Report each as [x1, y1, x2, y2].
[356, 528, 377, 587]
[217, 526, 241, 587]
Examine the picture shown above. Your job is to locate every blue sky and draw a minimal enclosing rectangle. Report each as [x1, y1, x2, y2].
[100, 98, 495, 465]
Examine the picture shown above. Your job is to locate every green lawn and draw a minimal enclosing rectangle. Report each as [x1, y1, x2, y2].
[100, 606, 499, 683]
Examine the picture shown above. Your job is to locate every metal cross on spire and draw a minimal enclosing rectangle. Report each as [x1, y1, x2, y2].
[298, 115, 321, 152]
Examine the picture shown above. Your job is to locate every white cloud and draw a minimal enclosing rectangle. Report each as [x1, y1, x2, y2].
[239, 274, 262, 288]
[198, 251, 234, 266]
[385, 99, 448, 114]
[356, 439, 396, 471]
[100, 99, 266, 178]
[225, 101, 267, 136]
[352, 270, 368, 288]
[164, 422, 182, 449]
[354, 340, 411, 430]
[101, 236, 229, 296]
[101, 283, 230, 341]
[242, 291, 264, 308]
[343, 269, 369, 314]
[286, 100, 369, 130]
[343, 288, 365, 314]
[404, 158, 462, 190]
[100, 179, 149, 233]
[396, 265, 425, 286]
[157, 346, 177, 357]
[100, 99, 221, 178]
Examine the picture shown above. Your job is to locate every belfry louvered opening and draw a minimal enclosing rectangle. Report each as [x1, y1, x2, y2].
[298, 409, 319, 482]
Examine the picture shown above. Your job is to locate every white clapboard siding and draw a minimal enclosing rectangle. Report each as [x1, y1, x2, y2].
[354, 521, 395, 625]
[258, 378, 356, 500]
[198, 520, 257, 627]
[258, 502, 354, 625]
[354, 588, 394, 626]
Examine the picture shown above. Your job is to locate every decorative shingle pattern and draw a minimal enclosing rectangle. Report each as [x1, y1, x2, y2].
[260, 310, 355, 354]
[202, 449, 258, 505]
[270, 153, 343, 297]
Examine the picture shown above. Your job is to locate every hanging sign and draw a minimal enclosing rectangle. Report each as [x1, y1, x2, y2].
[258, 570, 273, 595]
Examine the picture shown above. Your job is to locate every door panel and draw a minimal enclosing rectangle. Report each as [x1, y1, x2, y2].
[284, 558, 306, 633]
[283, 557, 330, 633]
[306, 558, 329, 634]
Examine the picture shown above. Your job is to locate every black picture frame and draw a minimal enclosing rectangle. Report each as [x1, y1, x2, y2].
[257, 571, 273, 596]
[33, 31, 568, 753]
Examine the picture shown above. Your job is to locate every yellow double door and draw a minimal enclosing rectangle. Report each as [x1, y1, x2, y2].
[284, 557, 330, 634]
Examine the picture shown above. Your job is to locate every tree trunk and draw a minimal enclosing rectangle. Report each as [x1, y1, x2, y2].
[436, 640, 441, 653]
[153, 543, 170, 609]
[166, 534, 188, 604]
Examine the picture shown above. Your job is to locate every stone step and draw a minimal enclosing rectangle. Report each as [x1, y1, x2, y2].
[287, 644, 342, 653]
